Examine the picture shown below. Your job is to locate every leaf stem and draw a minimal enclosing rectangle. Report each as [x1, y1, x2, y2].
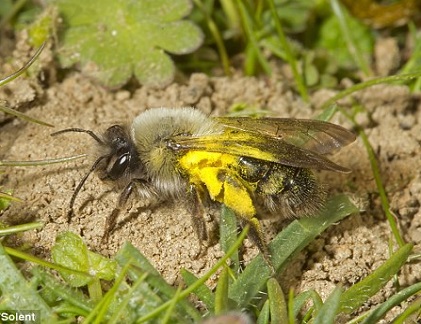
[266, 0, 308, 101]
[193, 0, 231, 76]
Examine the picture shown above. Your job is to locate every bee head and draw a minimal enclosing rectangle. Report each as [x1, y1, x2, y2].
[51, 125, 142, 221]
[100, 125, 142, 181]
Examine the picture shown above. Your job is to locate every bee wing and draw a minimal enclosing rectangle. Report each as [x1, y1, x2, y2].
[173, 130, 351, 172]
[214, 117, 356, 155]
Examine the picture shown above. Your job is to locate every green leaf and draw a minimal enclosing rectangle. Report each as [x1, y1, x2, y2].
[51, 232, 116, 287]
[316, 13, 373, 71]
[339, 243, 413, 314]
[0, 243, 56, 322]
[28, 6, 58, 47]
[0, 0, 13, 18]
[32, 266, 93, 316]
[266, 0, 317, 33]
[0, 190, 15, 211]
[55, 0, 203, 87]
[219, 206, 240, 271]
[267, 278, 288, 323]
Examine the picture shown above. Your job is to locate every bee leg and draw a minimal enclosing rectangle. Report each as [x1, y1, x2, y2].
[189, 185, 208, 241]
[101, 181, 135, 243]
[239, 217, 274, 271]
[222, 175, 274, 271]
[188, 184, 209, 257]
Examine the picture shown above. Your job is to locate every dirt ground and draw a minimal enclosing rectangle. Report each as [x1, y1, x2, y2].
[1, 35, 421, 322]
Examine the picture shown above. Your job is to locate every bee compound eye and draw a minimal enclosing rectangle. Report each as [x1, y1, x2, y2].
[109, 152, 130, 180]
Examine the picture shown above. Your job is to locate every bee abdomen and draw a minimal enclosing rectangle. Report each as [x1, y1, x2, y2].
[255, 164, 326, 218]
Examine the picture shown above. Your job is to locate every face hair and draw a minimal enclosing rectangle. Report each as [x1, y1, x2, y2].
[51, 128, 108, 222]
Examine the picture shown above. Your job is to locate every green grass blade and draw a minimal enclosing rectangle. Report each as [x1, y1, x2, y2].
[0, 0, 27, 29]
[267, 277, 288, 323]
[362, 281, 421, 323]
[84, 263, 131, 324]
[287, 289, 296, 324]
[107, 272, 148, 324]
[391, 293, 421, 324]
[320, 73, 421, 111]
[220, 0, 240, 31]
[115, 242, 161, 276]
[5, 246, 94, 281]
[339, 243, 413, 314]
[0, 103, 53, 127]
[238, 0, 271, 75]
[0, 191, 21, 207]
[354, 121, 405, 247]
[293, 290, 323, 319]
[181, 269, 215, 312]
[192, 0, 231, 76]
[162, 285, 183, 324]
[339, 104, 405, 248]
[399, 22, 421, 76]
[214, 266, 230, 314]
[314, 286, 342, 324]
[316, 103, 338, 122]
[115, 243, 201, 322]
[329, 0, 372, 76]
[0, 42, 45, 87]
[0, 154, 86, 166]
[256, 299, 270, 324]
[266, 0, 308, 101]
[0, 222, 43, 236]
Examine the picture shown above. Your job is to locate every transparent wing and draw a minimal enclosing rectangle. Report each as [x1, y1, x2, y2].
[172, 129, 352, 173]
[214, 117, 356, 155]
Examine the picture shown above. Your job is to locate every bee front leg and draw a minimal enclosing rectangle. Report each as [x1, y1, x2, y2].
[187, 184, 209, 255]
[101, 181, 135, 244]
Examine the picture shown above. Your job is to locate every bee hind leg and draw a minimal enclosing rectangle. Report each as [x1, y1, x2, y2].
[222, 174, 274, 271]
[239, 216, 274, 271]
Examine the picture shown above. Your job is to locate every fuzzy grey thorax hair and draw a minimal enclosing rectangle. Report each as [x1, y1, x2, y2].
[131, 107, 222, 196]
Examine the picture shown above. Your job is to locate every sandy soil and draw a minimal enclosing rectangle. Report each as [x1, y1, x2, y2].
[1, 35, 421, 322]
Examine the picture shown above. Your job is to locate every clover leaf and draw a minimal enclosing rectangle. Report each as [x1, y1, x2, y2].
[52, 232, 116, 287]
[54, 0, 203, 87]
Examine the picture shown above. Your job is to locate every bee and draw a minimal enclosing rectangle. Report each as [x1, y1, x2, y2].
[52, 107, 356, 260]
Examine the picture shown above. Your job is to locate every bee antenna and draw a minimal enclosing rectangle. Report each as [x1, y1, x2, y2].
[67, 154, 108, 222]
[51, 128, 104, 145]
